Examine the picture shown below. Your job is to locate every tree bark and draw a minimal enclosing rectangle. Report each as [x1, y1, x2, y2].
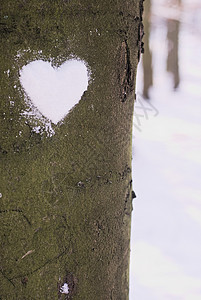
[0, 1, 143, 299]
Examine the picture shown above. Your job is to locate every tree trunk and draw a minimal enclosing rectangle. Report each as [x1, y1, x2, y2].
[166, 0, 181, 90]
[167, 18, 180, 89]
[142, 0, 153, 99]
[0, 1, 143, 299]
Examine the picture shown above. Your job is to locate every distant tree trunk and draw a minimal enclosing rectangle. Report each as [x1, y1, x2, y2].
[167, 0, 181, 89]
[0, 1, 143, 299]
[142, 0, 153, 99]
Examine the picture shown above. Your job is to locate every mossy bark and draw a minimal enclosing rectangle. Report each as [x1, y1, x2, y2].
[0, 1, 143, 299]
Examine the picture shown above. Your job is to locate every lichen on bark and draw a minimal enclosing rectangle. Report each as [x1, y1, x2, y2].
[0, 0, 142, 299]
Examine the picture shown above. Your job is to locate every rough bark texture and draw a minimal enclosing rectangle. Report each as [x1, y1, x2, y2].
[0, 1, 142, 299]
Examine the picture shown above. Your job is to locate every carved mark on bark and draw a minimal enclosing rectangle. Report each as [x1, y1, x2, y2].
[10, 247, 70, 281]
[118, 40, 134, 102]
[138, 0, 145, 61]
[0, 209, 31, 226]
[124, 179, 133, 216]
[0, 269, 15, 287]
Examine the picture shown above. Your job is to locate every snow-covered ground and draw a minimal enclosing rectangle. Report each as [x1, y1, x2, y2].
[130, 1, 201, 299]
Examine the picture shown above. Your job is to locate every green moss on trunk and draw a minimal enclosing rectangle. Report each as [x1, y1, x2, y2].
[0, 0, 142, 298]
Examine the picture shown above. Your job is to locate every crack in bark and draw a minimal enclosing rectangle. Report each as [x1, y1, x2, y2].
[124, 180, 133, 216]
[0, 269, 15, 287]
[137, 0, 145, 61]
[119, 40, 134, 102]
[9, 247, 69, 281]
[0, 209, 31, 226]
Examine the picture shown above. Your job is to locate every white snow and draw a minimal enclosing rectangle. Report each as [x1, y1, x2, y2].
[20, 59, 89, 124]
[60, 283, 69, 294]
[130, 1, 201, 299]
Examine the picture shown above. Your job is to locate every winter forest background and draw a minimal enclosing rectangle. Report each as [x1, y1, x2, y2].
[130, 0, 201, 299]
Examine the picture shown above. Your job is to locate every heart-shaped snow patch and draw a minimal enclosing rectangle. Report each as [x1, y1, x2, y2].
[20, 59, 89, 124]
